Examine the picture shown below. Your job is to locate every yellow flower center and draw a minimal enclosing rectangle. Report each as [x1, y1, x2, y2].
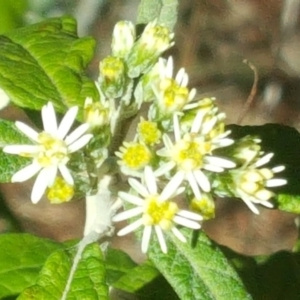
[172, 134, 209, 171]
[143, 196, 178, 230]
[122, 143, 151, 169]
[37, 132, 69, 167]
[47, 177, 74, 204]
[160, 79, 189, 112]
[190, 195, 215, 220]
[100, 56, 125, 81]
[138, 120, 161, 145]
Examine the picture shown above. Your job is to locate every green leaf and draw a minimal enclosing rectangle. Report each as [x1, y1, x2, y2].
[0, 0, 28, 34]
[18, 242, 108, 300]
[228, 124, 300, 214]
[112, 260, 160, 293]
[105, 247, 137, 285]
[0, 16, 98, 116]
[0, 118, 32, 182]
[137, 0, 179, 30]
[0, 233, 62, 299]
[148, 229, 252, 300]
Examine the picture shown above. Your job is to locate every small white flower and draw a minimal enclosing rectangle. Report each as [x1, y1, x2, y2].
[3, 102, 93, 204]
[156, 113, 235, 199]
[232, 153, 287, 214]
[152, 57, 196, 115]
[113, 167, 202, 253]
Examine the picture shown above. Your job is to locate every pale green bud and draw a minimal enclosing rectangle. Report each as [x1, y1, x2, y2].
[99, 56, 126, 98]
[127, 20, 175, 78]
[112, 21, 136, 59]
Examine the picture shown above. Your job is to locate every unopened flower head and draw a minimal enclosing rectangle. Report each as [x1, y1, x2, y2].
[231, 152, 287, 214]
[190, 193, 215, 220]
[156, 113, 235, 199]
[127, 21, 175, 78]
[46, 176, 74, 204]
[112, 20, 136, 59]
[137, 118, 162, 145]
[99, 56, 126, 98]
[113, 167, 202, 253]
[84, 97, 110, 130]
[3, 102, 93, 203]
[152, 57, 196, 117]
[116, 142, 152, 176]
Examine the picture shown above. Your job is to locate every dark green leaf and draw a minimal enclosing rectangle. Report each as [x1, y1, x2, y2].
[18, 242, 108, 300]
[0, 16, 98, 116]
[0, 118, 32, 182]
[148, 229, 252, 300]
[0, 233, 62, 299]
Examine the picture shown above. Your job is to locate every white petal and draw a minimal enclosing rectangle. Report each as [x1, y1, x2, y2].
[194, 170, 211, 192]
[177, 210, 203, 221]
[128, 178, 149, 198]
[113, 207, 144, 222]
[260, 200, 274, 208]
[203, 164, 224, 173]
[65, 123, 89, 145]
[173, 215, 201, 229]
[202, 117, 217, 135]
[154, 226, 167, 253]
[45, 165, 58, 187]
[15, 122, 39, 142]
[144, 167, 157, 195]
[206, 156, 236, 168]
[173, 114, 181, 142]
[154, 161, 176, 177]
[191, 111, 205, 133]
[162, 134, 174, 150]
[118, 191, 144, 206]
[117, 218, 144, 236]
[57, 106, 78, 139]
[241, 197, 260, 214]
[11, 163, 41, 182]
[213, 138, 234, 148]
[160, 171, 185, 201]
[175, 68, 186, 85]
[187, 172, 201, 199]
[255, 153, 274, 168]
[141, 226, 152, 253]
[31, 168, 53, 203]
[42, 102, 57, 135]
[265, 179, 287, 187]
[272, 166, 285, 173]
[3, 145, 38, 155]
[67, 134, 93, 153]
[58, 164, 74, 185]
[171, 227, 187, 243]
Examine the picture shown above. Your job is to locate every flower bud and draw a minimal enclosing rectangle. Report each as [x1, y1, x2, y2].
[112, 21, 136, 59]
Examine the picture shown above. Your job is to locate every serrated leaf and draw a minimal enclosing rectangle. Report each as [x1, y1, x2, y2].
[0, 16, 98, 116]
[137, 0, 178, 30]
[0, 233, 62, 299]
[0, 118, 32, 182]
[148, 229, 252, 300]
[18, 243, 108, 300]
[228, 124, 300, 214]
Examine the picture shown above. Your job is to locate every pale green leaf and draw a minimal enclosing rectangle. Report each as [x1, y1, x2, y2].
[0, 233, 62, 299]
[0, 16, 98, 116]
[148, 229, 252, 300]
[18, 243, 108, 300]
[137, 0, 178, 30]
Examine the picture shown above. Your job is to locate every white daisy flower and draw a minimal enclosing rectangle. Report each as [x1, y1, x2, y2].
[156, 113, 235, 199]
[113, 166, 202, 253]
[152, 57, 196, 115]
[3, 102, 93, 204]
[232, 153, 287, 214]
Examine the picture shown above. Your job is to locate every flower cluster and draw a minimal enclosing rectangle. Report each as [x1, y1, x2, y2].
[2, 19, 288, 255]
